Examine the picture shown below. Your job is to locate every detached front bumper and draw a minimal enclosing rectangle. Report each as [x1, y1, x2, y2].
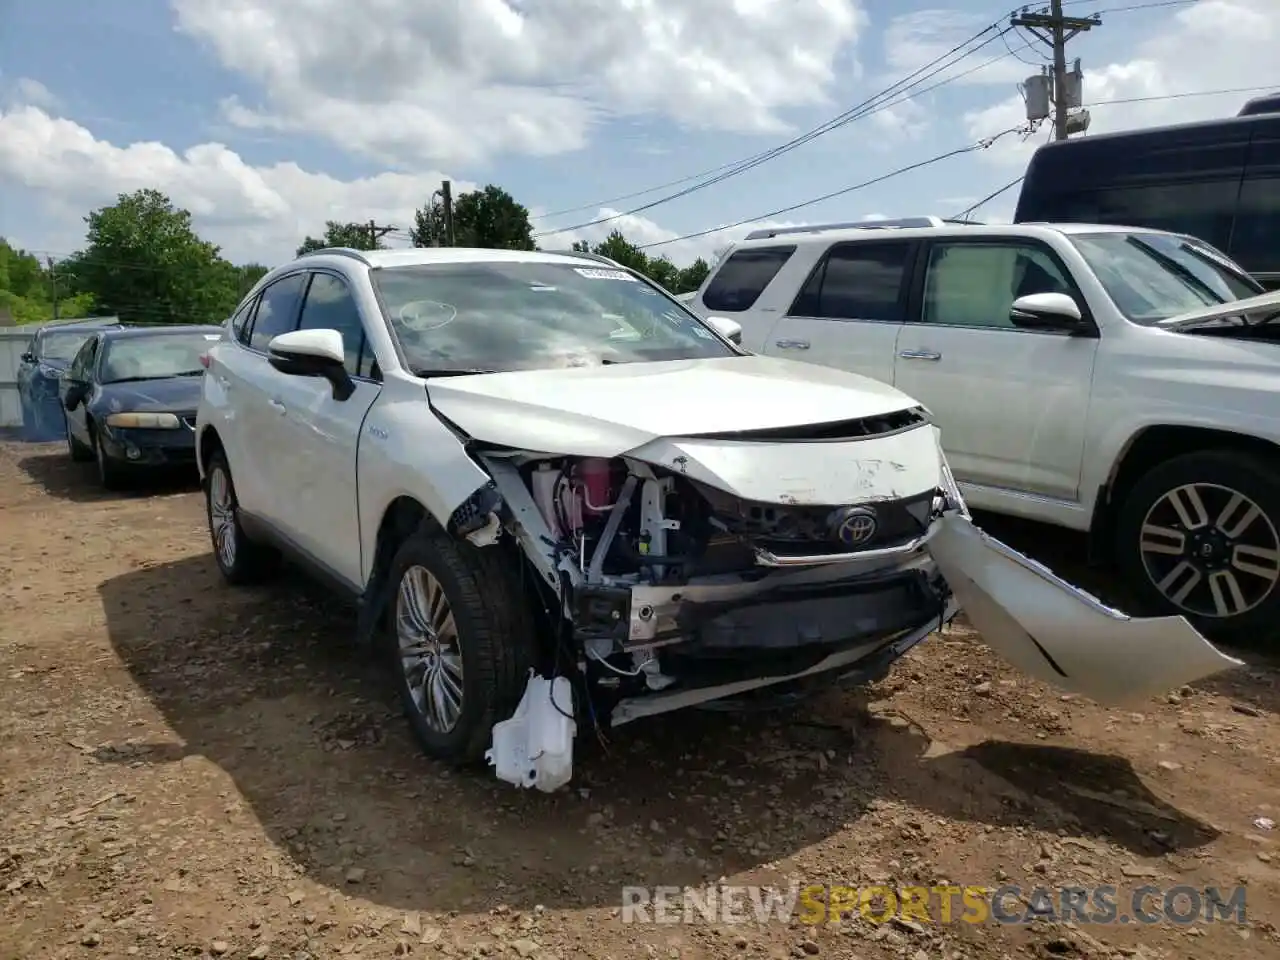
[595, 511, 1243, 726]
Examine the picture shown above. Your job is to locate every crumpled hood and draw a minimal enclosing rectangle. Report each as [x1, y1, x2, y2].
[92, 376, 203, 416]
[425, 355, 922, 457]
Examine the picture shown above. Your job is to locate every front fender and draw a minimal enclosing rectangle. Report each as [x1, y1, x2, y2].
[356, 391, 494, 585]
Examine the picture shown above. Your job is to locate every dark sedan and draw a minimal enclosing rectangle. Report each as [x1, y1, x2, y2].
[15, 318, 123, 442]
[60, 325, 224, 488]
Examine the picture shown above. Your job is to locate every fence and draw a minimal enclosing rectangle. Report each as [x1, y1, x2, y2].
[0, 323, 43, 429]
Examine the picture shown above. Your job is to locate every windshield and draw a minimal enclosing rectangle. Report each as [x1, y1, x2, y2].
[99, 332, 216, 383]
[39, 330, 96, 363]
[1070, 232, 1262, 324]
[371, 261, 735, 374]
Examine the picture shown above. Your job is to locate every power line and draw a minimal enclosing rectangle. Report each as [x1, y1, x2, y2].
[534, 22, 1020, 237]
[951, 176, 1027, 220]
[1085, 84, 1280, 107]
[638, 125, 1034, 251]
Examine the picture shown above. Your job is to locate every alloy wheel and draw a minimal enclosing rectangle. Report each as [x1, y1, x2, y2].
[1138, 481, 1280, 618]
[396, 564, 464, 732]
[208, 466, 238, 570]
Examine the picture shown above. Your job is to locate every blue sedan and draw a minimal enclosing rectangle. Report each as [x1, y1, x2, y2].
[15, 318, 123, 441]
[60, 325, 225, 488]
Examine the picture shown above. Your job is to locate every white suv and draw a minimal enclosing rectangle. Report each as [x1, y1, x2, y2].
[689, 218, 1280, 644]
[194, 245, 1237, 790]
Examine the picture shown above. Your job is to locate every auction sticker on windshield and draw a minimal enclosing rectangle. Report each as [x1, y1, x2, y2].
[574, 268, 638, 281]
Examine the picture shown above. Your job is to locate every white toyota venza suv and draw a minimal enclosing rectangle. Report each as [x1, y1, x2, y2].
[194, 246, 1239, 791]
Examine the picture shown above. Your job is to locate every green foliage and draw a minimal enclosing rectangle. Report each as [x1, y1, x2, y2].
[578, 230, 709, 294]
[76, 189, 241, 325]
[409, 185, 535, 250]
[0, 238, 96, 324]
[296, 221, 386, 257]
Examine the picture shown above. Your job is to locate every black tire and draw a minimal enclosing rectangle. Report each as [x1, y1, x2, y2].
[1116, 449, 1280, 644]
[204, 448, 278, 585]
[66, 417, 92, 462]
[90, 421, 126, 490]
[385, 526, 536, 765]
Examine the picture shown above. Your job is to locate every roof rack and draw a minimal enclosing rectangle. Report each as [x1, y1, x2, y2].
[297, 247, 373, 264]
[743, 216, 972, 240]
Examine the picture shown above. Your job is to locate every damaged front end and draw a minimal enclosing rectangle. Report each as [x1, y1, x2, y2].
[448, 414, 1242, 793]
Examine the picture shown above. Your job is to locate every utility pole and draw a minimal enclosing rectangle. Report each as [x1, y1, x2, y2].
[1011, 2, 1100, 140]
[359, 220, 397, 248]
[440, 180, 456, 247]
[46, 256, 60, 321]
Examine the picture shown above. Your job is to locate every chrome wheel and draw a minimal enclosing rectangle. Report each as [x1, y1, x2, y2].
[208, 466, 237, 570]
[396, 564, 464, 733]
[1139, 482, 1280, 619]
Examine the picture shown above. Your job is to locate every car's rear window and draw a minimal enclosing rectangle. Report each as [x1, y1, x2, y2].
[701, 246, 795, 312]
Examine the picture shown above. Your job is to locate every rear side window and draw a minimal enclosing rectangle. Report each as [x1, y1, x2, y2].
[230, 295, 258, 346]
[701, 246, 795, 312]
[789, 241, 913, 321]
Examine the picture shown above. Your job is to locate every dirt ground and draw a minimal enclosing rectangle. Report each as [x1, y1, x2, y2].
[2, 441, 1279, 960]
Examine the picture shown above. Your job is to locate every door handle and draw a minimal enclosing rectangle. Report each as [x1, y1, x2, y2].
[268, 397, 286, 414]
[774, 339, 810, 350]
[217, 375, 230, 389]
[898, 349, 942, 361]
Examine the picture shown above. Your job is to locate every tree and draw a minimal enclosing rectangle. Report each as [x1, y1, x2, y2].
[408, 199, 448, 248]
[674, 257, 710, 294]
[236, 263, 269, 297]
[451, 185, 535, 250]
[590, 230, 648, 273]
[296, 221, 385, 257]
[77, 189, 239, 325]
[0, 239, 95, 323]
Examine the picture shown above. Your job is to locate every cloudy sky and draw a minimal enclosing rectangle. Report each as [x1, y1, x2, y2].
[0, 0, 1275, 268]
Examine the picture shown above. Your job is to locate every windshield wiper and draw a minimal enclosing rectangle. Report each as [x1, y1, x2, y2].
[411, 367, 498, 378]
[104, 371, 204, 384]
[1126, 236, 1228, 305]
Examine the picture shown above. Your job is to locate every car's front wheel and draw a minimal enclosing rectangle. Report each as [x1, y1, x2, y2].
[204, 449, 277, 585]
[89, 422, 126, 490]
[1117, 449, 1280, 644]
[386, 527, 536, 765]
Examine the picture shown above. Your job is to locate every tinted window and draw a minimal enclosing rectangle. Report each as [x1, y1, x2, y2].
[249, 274, 306, 351]
[922, 242, 1073, 329]
[701, 246, 795, 312]
[372, 262, 734, 374]
[100, 332, 218, 383]
[1036, 179, 1241, 252]
[1230, 176, 1280, 274]
[297, 273, 376, 378]
[790, 242, 911, 321]
[230, 296, 258, 346]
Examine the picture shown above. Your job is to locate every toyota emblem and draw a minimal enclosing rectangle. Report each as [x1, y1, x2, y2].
[830, 506, 878, 547]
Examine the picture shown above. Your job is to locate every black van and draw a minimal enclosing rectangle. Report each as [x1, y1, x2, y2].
[1013, 101, 1280, 289]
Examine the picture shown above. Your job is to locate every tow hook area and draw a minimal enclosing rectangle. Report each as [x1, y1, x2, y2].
[486, 672, 576, 792]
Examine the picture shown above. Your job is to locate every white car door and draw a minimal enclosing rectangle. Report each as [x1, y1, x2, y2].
[265, 271, 381, 588]
[760, 239, 914, 384]
[221, 271, 310, 526]
[892, 238, 1099, 503]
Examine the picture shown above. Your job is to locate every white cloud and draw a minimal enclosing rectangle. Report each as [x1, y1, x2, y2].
[0, 105, 467, 264]
[171, 0, 868, 167]
[4, 77, 62, 112]
[882, 10, 1033, 88]
[967, 0, 1278, 167]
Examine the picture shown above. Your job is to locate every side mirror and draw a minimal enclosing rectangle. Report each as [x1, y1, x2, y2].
[63, 382, 88, 411]
[705, 315, 743, 345]
[1010, 293, 1085, 332]
[268, 328, 355, 401]
[20, 351, 36, 364]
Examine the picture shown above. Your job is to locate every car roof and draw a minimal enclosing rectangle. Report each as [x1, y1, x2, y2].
[725, 221, 1181, 251]
[39, 318, 123, 333]
[295, 246, 619, 271]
